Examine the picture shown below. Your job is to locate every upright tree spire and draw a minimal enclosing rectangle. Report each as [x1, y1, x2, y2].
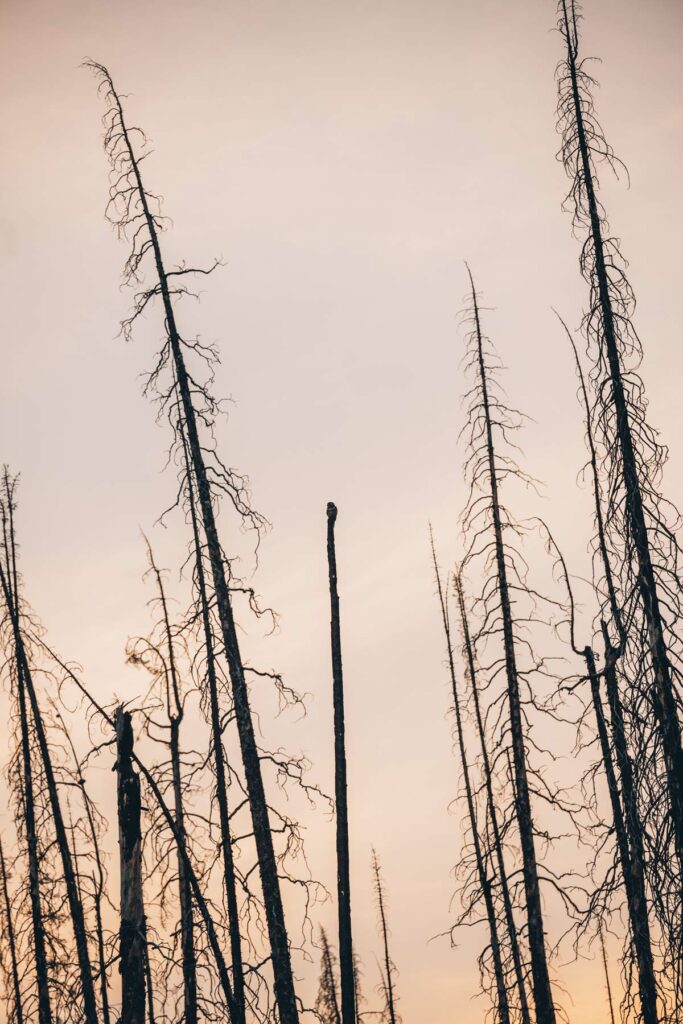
[556, 0, 683, 874]
[371, 850, 399, 1024]
[461, 268, 557, 1024]
[560, 322, 659, 1023]
[431, 538, 511, 1024]
[326, 502, 357, 1024]
[454, 570, 531, 1024]
[316, 928, 342, 1024]
[115, 707, 147, 1024]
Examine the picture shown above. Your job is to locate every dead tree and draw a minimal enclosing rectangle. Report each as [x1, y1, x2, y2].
[184, 435, 246, 1023]
[88, 61, 299, 1024]
[56, 712, 113, 1024]
[115, 707, 147, 1024]
[1, 474, 242, 1022]
[315, 928, 342, 1024]
[0, 470, 99, 1024]
[459, 269, 558, 1024]
[431, 537, 510, 1024]
[558, 326, 660, 1023]
[371, 850, 399, 1024]
[0, 837, 25, 1024]
[598, 923, 617, 1024]
[326, 502, 357, 1024]
[129, 543, 198, 1024]
[1, 476, 52, 1024]
[454, 571, 531, 1024]
[556, 3, 683, 970]
[53, 640, 242, 1021]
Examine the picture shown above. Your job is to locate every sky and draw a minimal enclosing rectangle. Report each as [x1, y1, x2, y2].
[1, 0, 682, 1021]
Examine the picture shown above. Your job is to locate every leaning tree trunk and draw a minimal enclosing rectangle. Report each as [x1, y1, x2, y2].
[185, 435, 246, 1023]
[170, 292, 299, 1024]
[0, 837, 25, 1024]
[326, 502, 357, 1024]
[469, 270, 556, 1024]
[599, 637, 659, 1024]
[148, 546, 198, 1024]
[170, 715, 197, 1024]
[0, 543, 99, 1024]
[559, 0, 683, 871]
[562, 319, 659, 1021]
[115, 708, 147, 1024]
[14, 664, 52, 1024]
[91, 66, 299, 1024]
[57, 705, 113, 1024]
[432, 546, 510, 1024]
[584, 646, 658, 1024]
[455, 572, 531, 1024]
[16, 639, 99, 1024]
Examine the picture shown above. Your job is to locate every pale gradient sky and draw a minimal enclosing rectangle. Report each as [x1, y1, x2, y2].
[1, 1, 682, 1021]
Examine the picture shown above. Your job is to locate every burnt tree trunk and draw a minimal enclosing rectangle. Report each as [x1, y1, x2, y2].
[99, 71, 298, 1023]
[14, 653, 52, 1024]
[432, 549, 510, 1024]
[124, 733, 239, 1019]
[563, 321, 658, 1022]
[469, 269, 556, 1024]
[185, 444, 246, 1023]
[148, 546, 198, 1024]
[326, 502, 357, 1024]
[598, 923, 617, 1024]
[144, 938, 157, 1024]
[598, 637, 659, 1024]
[60, 717, 113, 1024]
[560, 0, 683, 870]
[455, 572, 531, 1024]
[0, 837, 25, 1024]
[115, 707, 147, 1024]
[371, 851, 397, 1024]
[170, 716, 197, 1024]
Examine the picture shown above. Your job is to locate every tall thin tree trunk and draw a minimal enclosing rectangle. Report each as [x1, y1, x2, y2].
[169, 716, 197, 1024]
[561, 319, 659, 1021]
[92, 878, 111, 1024]
[14, 650, 51, 1024]
[59, 719, 112, 1024]
[468, 268, 556, 1024]
[371, 850, 398, 1024]
[599, 635, 660, 1024]
[0, 838, 25, 1024]
[598, 923, 617, 1024]
[16, 641, 98, 1024]
[92, 68, 298, 1023]
[146, 546, 198, 1024]
[455, 571, 531, 1024]
[584, 646, 658, 1024]
[143, 938, 157, 1024]
[317, 928, 342, 1024]
[432, 546, 510, 1024]
[0, 546, 99, 1024]
[171, 302, 299, 1024]
[560, 0, 683, 870]
[115, 707, 147, 1024]
[326, 502, 357, 1024]
[184, 434, 246, 1023]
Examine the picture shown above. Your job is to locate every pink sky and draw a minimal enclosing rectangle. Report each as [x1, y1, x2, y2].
[1, 1, 682, 1020]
